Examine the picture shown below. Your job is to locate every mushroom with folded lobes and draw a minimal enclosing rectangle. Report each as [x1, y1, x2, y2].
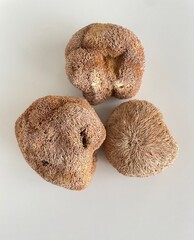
[65, 23, 145, 105]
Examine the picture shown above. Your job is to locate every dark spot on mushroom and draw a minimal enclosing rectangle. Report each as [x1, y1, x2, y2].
[80, 129, 88, 148]
[42, 160, 49, 166]
[71, 66, 76, 72]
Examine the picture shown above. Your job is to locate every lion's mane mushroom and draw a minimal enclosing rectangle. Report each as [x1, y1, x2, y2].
[103, 100, 178, 177]
[15, 96, 106, 190]
[65, 23, 145, 105]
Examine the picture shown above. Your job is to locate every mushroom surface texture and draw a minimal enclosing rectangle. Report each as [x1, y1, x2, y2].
[103, 100, 178, 177]
[15, 96, 106, 190]
[65, 23, 145, 105]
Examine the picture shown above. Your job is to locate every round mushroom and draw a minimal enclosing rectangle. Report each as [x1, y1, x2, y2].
[103, 100, 178, 177]
[15, 96, 106, 190]
[65, 23, 145, 105]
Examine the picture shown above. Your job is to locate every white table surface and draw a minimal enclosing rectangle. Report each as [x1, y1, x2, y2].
[0, 0, 194, 239]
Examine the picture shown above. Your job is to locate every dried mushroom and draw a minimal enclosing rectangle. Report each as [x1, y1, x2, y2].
[65, 23, 145, 105]
[15, 96, 106, 190]
[103, 100, 178, 177]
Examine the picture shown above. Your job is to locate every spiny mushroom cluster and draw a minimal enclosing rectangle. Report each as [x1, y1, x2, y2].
[15, 23, 178, 191]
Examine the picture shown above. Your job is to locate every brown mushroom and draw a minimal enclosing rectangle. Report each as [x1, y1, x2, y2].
[103, 100, 178, 177]
[65, 23, 145, 105]
[15, 96, 106, 190]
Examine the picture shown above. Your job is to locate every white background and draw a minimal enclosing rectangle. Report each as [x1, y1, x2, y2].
[0, 0, 194, 239]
